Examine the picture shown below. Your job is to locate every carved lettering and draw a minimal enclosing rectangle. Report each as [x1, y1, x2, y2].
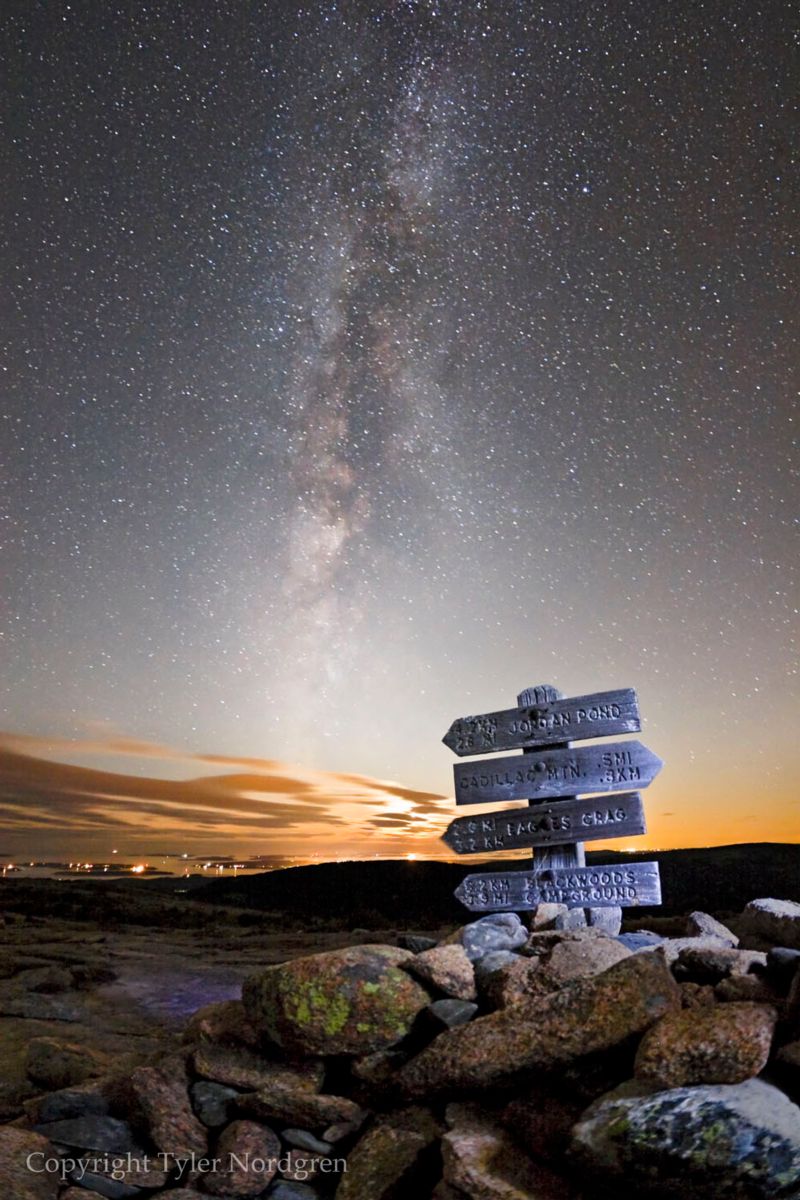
[456, 862, 661, 911]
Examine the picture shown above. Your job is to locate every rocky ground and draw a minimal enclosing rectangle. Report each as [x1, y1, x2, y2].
[1, 898, 799, 1198]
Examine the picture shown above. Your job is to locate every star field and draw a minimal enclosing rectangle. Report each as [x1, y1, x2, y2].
[1, 1, 797, 857]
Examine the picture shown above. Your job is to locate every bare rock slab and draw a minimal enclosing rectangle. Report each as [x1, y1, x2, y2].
[675, 946, 766, 985]
[183, 1000, 261, 1049]
[30, 1114, 146, 1155]
[399, 950, 679, 1095]
[404, 944, 477, 1001]
[0, 1127, 60, 1200]
[740, 898, 800, 950]
[242, 945, 431, 1056]
[200, 1119, 281, 1196]
[685, 912, 739, 945]
[571, 1077, 800, 1199]
[443, 1102, 576, 1199]
[235, 1082, 366, 1133]
[193, 1043, 323, 1093]
[25, 1037, 105, 1090]
[129, 1056, 207, 1160]
[634, 1001, 777, 1087]
[461, 914, 528, 962]
[335, 1107, 440, 1200]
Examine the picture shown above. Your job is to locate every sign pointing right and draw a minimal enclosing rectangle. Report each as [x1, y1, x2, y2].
[453, 739, 663, 807]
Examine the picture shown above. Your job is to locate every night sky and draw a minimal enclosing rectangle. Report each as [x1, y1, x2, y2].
[1, 1, 797, 863]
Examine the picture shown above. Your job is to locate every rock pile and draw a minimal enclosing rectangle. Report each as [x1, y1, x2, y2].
[3, 898, 800, 1199]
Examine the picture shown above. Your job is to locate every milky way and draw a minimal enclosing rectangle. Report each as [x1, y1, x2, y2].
[1, 2, 797, 853]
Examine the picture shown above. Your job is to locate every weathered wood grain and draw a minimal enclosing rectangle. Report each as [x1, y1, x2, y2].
[517, 683, 585, 876]
[454, 861, 662, 911]
[442, 687, 640, 756]
[453, 739, 663, 807]
[442, 791, 646, 854]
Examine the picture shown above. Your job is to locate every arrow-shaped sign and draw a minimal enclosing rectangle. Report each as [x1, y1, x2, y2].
[443, 791, 646, 855]
[443, 688, 639, 756]
[453, 740, 662, 807]
[454, 861, 661, 911]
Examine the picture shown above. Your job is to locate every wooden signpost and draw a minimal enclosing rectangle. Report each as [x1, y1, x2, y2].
[443, 792, 647, 855]
[442, 683, 663, 914]
[443, 687, 640, 755]
[453, 740, 663, 807]
[454, 862, 662, 912]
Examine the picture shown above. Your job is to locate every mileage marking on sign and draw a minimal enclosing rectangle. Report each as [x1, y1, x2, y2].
[442, 688, 640, 756]
[454, 861, 662, 911]
[442, 791, 646, 855]
[453, 740, 662, 807]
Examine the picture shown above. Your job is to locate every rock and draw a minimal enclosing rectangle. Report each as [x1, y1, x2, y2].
[571, 1077, 800, 1199]
[25, 1037, 104, 1090]
[789, 969, 800, 1036]
[267, 1183, 320, 1199]
[66, 1174, 138, 1199]
[194, 1043, 324, 1093]
[518, 932, 631, 998]
[399, 949, 679, 1095]
[397, 935, 438, 953]
[674, 946, 766, 984]
[69, 1160, 167, 1195]
[644, 935, 734, 966]
[24, 1081, 111, 1124]
[155, 1190, 206, 1200]
[18, 964, 75, 992]
[558, 1043, 640, 1105]
[242, 945, 431, 1056]
[156, 1192, 205, 1200]
[460, 913, 528, 962]
[684, 911, 739, 945]
[201, 1119, 281, 1196]
[236, 1084, 366, 1133]
[70, 963, 117, 988]
[335, 1107, 440, 1200]
[473, 949, 517, 982]
[715, 975, 783, 1004]
[418, 999, 479, 1035]
[740, 898, 800, 949]
[352, 1049, 408, 1089]
[521, 928, 607, 957]
[527, 903, 567, 930]
[552, 908, 587, 931]
[278, 1148, 329, 1183]
[404, 945, 477, 1001]
[190, 1081, 240, 1127]
[282, 1128, 333, 1154]
[501, 1088, 583, 1164]
[616, 931, 664, 951]
[0, 1127, 60, 1199]
[442, 1102, 574, 1199]
[183, 999, 261, 1049]
[323, 1119, 363, 1143]
[30, 1115, 146, 1155]
[0, 1079, 39, 1121]
[0, 993, 83, 1021]
[678, 981, 716, 1009]
[129, 1056, 207, 1160]
[476, 956, 539, 1009]
[586, 906, 622, 936]
[634, 1002, 777, 1087]
[767, 947, 800, 988]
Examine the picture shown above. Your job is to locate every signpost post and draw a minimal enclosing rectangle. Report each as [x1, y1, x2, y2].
[442, 683, 663, 917]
